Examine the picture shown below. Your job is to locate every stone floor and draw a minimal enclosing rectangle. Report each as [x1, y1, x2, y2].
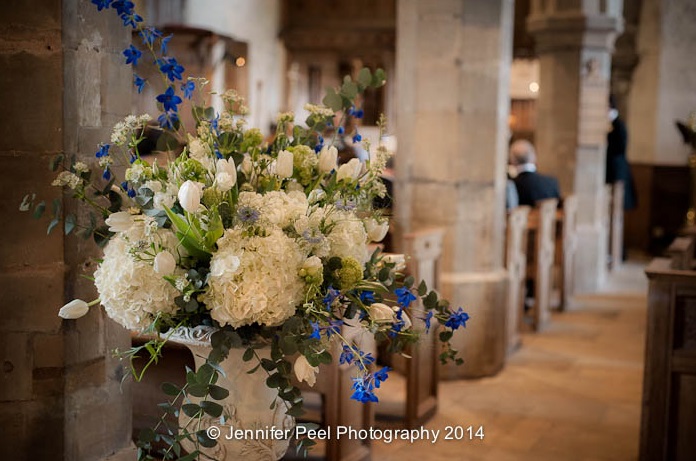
[372, 260, 648, 461]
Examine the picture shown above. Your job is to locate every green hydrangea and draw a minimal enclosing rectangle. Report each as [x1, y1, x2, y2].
[176, 158, 206, 182]
[241, 128, 263, 152]
[336, 257, 363, 290]
[202, 187, 224, 208]
[289, 145, 318, 186]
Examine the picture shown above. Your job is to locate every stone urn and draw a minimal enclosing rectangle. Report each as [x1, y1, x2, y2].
[169, 326, 294, 461]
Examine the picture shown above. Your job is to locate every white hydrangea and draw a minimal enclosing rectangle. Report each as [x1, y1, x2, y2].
[303, 103, 334, 118]
[202, 228, 307, 328]
[187, 135, 214, 171]
[326, 210, 369, 265]
[94, 224, 183, 331]
[52, 171, 82, 189]
[237, 190, 308, 229]
[111, 114, 152, 146]
[294, 207, 330, 257]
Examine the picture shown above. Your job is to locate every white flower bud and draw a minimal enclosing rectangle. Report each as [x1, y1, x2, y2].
[58, 299, 90, 319]
[216, 172, 236, 192]
[276, 150, 294, 178]
[240, 155, 253, 176]
[294, 355, 318, 387]
[153, 250, 177, 275]
[365, 218, 389, 242]
[368, 302, 395, 322]
[318, 146, 338, 173]
[178, 180, 203, 213]
[105, 211, 135, 233]
[383, 254, 406, 271]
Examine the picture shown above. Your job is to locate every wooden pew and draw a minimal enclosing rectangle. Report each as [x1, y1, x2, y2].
[640, 258, 696, 461]
[556, 195, 578, 310]
[667, 236, 695, 270]
[506, 205, 531, 353]
[376, 227, 444, 429]
[609, 181, 625, 270]
[525, 198, 558, 331]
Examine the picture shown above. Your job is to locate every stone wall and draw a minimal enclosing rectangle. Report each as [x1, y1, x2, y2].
[1, 1, 134, 459]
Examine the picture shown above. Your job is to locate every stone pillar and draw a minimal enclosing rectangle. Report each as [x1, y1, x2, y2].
[627, 0, 696, 165]
[395, 0, 513, 378]
[0, 1, 134, 459]
[527, 0, 623, 293]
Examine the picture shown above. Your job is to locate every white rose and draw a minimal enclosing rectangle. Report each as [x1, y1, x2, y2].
[318, 146, 338, 173]
[58, 299, 89, 319]
[294, 355, 318, 387]
[336, 158, 362, 182]
[105, 211, 135, 233]
[276, 150, 294, 178]
[153, 250, 177, 275]
[368, 302, 395, 322]
[178, 180, 203, 213]
[365, 219, 389, 242]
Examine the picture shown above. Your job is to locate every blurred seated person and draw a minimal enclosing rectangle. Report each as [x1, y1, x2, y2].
[509, 139, 561, 207]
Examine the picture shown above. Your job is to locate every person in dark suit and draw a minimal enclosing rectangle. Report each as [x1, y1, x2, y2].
[606, 96, 637, 210]
[509, 139, 561, 207]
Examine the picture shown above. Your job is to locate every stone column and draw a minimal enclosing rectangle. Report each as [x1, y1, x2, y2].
[395, 0, 513, 378]
[0, 1, 134, 459]
[527, 0, 623, 293]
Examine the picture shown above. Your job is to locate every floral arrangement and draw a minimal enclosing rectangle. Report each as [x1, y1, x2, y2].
[22, 1, 469, 460]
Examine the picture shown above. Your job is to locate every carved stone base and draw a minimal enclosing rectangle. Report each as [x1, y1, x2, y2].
[169, 327, 294, 460]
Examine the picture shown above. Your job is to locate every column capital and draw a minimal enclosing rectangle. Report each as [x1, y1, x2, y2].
[528, 12, 623, 53]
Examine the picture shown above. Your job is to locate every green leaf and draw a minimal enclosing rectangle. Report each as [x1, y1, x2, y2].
[49, 154, 64, 172]
[64, 213, 76, 235]
[196, 363, 216, 384]
[208, 384, 229, 400]
[107, 190, 122, 213]
[200, 400, 223, 418]
[161, 382, 181, 396]
[187, 383, 208, 398]
[138, 428, 156, 443]
[423, 291, 438, 310]
[286, 403, 305, 418]
[266, 373, 282, 388]
[261, 358, 277, 372]
[417, 280, 428, 296]
[196, 430, 217, 448]
[242, 347, 254, 362]
[439, 330, 453, 342]
[177, 451, 200, 461]
[33, 201, 46, 219]
[357, 68, 372, 87]
[181, 403, 201, 418]
[372, 68, 387, 87]
[322, 88, 343, 112]
[404, 275, 415, 288]
[47, 217, 60, 235]
[340, 80, 358, 100]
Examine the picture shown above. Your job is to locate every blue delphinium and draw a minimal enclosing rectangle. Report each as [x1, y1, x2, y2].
[123, 44, 142, 66]
[395, 287, 417, 308]
[323, 286, 340, 310]
[359, 291, 375, 305]
[352, 133, 362, 143]
[158, 57, 185, 82]
[91, 0, 113, 11]
[351, 377, 378, 403]
[181, 80, 195, 100]
[139, 27, 162, 47]
[309, 321, 321, 340]
[339, 345, 355, 365]
[422, 310, 434, 333]
[95, 144, 110, 158]
[160, 34, 173, 55]
[445, 307, 470, 330]
[157, 111, 179, 130]
[156, 86, 182, 113]
[133, 74, 146, 93]
[373, 366, 390, 388]
[326, 319, 342, 338]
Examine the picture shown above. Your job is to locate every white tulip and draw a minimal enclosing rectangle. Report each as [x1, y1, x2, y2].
[58, 299, 90, 320]
[105, 211, 135, 233]
[368, 303, 395, 322]
[216, 172, 236, 192]
[178, 180, 203, 213]
[294, 355, 318, 387]
[336, 158, 362, 182]
[240, 155, 253, 176]
[153, 250, 177, 275]
[276, 150, 294, 179]
[365, 219, 389, 242]
[318, 146, 338, 173]
[216, 158, 236, 177]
